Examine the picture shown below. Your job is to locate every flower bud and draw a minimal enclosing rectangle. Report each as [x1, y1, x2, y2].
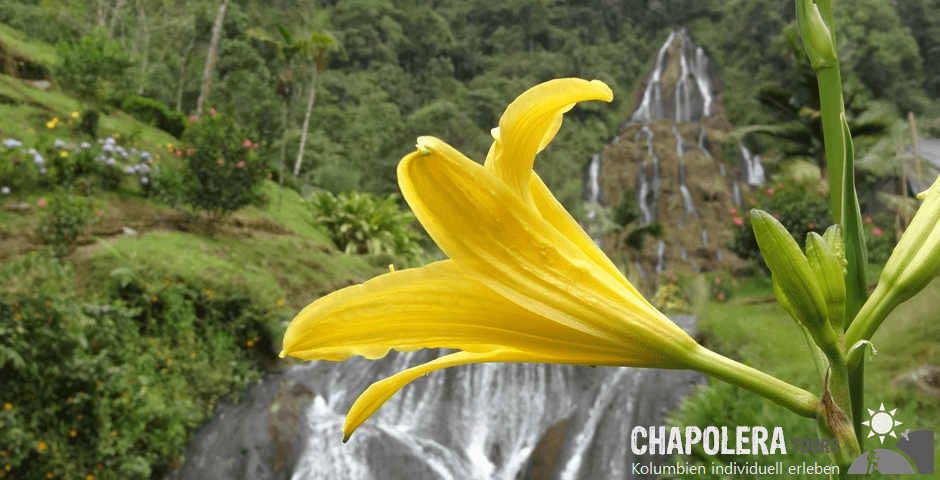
[796, 0, 837, 70]
[806, 231, 846, 330]
[880, 175, 940, 304]
[751, 210, 829, 331]
[847, 174, 940, 346]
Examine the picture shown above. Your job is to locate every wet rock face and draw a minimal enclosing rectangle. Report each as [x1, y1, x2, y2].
[585, 28, 761, 280]
[166, 317, 703, 480]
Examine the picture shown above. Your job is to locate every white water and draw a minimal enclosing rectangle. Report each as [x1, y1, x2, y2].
[630, 29, 714, 124]
[655, 240, 666, 274]
[740, 142, 766, 185]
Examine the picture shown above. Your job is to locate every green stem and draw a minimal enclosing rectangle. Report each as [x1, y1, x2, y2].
[688, 347, 818, 418]
[845, 282, 901, 355]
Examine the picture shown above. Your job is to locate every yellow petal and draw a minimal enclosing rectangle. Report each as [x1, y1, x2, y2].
[281, 260, 633, 363]
[484, 79, 613, 205]
[400, 137, 697, 366]
[529, 172, 648, 303]
[344, 349, 547, 441]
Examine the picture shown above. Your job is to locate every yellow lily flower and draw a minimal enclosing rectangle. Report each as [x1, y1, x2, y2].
[282, 78, 817, 441]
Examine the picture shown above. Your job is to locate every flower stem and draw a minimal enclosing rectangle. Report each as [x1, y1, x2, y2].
[687, 347, 818, 418]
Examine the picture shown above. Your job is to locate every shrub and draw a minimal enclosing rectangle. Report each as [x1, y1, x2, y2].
[181, 112, 266, 228]
[729, 183, 832, 272]
[310, 190, 424, 262]
[0, 278, 281, 480]
[121, 96, 186, 138]
[36, 193, 97, 258]
[54, 27, 136, 108]
[863, 214, 896, 264]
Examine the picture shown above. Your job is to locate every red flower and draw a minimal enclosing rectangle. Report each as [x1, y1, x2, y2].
[718, 293, 726, 301]
[873, 227, 882, 237]
[189, 115, 196, 121]
[217, 158, 224, 165]
[237, 161, 245, 169]
[766, 188, 775, 196]
[864, 216, 872, 224]
[714, 277, 721, 285]
[38, 198, 47, 207]
[732, 216, 744, 226]
[267, 172, 273, 179]
[209, 108, 216, 116]
[808, 222, 815, 229]
[728, 207, 737, 215]
[243, 139, 252, 148]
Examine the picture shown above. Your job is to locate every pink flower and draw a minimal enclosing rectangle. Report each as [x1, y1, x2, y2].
[747, 198, 756, 205]
[38, 198, 46, 207]
[732, 216, 744, 226]
[186, 148, 193, 156]
[808, 222, 815, 229]
[217, 158, 224, 165]
[766, 188, 775, 196]
[209, 108, 216, 116]
[873, 227, 882, 237]
[267, 172, 273, 179]
[175, 149, 182, 158]
[728, 207, 737, 215]
[718, 293, 726, 301]
[865, 216, 872, 224]
[714, 277, 721, 285]
[97, 209, 104, 216]
[243, 139, 252, 148]
[189, 115, 196, 121]
[236, 161, 245, 169]
[252, 143, 259, 149]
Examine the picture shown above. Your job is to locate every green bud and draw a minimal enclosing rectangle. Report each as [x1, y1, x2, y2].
[847, 174, 940, 345]
[822, 225, 846, 271]
[796, 0, 837, 70]
[806, 232, 847, 330]
[752, 210, 829, 330]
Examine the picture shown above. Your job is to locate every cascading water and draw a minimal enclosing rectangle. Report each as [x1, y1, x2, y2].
[167, 321, 703, 480]
[655, 240, 666, 274]
[629, 31, 675, 123]
[739, 142, 766, 185]
[697, 128, 712, 159]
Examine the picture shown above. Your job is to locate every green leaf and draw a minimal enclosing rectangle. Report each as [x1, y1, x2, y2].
[840, 114, 868, 327]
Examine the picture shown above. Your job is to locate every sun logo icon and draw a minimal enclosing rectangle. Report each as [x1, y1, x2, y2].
[862, 403, 903, 444]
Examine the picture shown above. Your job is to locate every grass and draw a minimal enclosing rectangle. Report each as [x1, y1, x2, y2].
[696, 274, 940, 475]
[244, 180, 332, 245]
[0, 22, 59, 66]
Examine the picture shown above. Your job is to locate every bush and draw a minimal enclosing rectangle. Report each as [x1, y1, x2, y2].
[0, 277, 281, 480]
[863, 214, 896, 264]
[54, 28, 136, 108]
[181, 112, 266, 228]
[729, 183, 832, 272]
[36, 193, 97, 258]
[121, 96, 186, 138]
[310, 190, 424, 262]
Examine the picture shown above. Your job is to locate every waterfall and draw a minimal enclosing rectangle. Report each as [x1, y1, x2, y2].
[629, 31, 676, 123]
[739, 142, 766, 185]
[732, 182, 742, 206]
[655, 240, 666, 274]
[586, 153, 602, 204]
[697, 128, 712, 159]
[637, 161, 652, 225]
[701, 229, 709, 246]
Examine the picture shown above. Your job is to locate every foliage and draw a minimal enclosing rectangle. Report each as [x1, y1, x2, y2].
[36, 193, 97, 258]
[120, 96, 186, 138]
[729, 183, 832, 272]
[54, 27, 136, 108]
[0, 276, 281, 480]
[863, 214, 896, 265]
[667, 379, 821, 479]
[180, 111, 267, 225]
[309, 190, 424, 263]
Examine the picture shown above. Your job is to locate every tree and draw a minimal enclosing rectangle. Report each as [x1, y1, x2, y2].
[290, 14, 343, 177]
[195, 0, 229, 117]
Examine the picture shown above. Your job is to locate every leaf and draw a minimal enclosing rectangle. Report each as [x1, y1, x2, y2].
[840, 114, 868, 327]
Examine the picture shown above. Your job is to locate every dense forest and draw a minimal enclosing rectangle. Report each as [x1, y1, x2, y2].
[4, 0, 938, 210]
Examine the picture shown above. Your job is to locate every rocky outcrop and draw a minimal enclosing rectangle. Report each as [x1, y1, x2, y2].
[585, 29, 761, 281]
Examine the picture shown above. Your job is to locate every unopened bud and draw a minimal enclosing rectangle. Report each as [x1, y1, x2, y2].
[752, 210, 829, 330]
[806, 231, 846, 330]
[796, 0, 837, 70]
